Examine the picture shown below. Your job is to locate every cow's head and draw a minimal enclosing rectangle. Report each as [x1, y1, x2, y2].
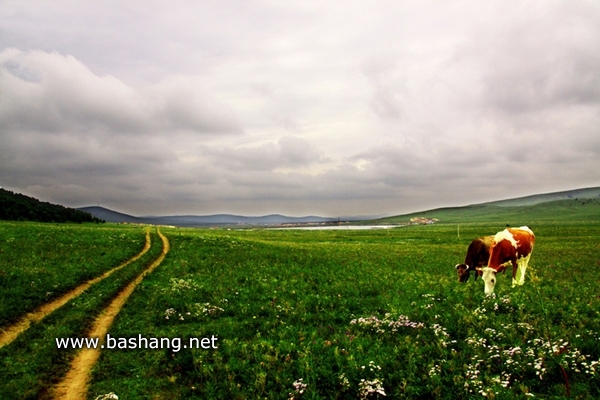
[455, 264, 472, 283]
[477, 267, 498, 295]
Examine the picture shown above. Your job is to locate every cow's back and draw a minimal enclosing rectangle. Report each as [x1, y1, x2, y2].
[466, 235, 494, 267]
[489, 227, 534, 270]
[508, 227, 535, 257]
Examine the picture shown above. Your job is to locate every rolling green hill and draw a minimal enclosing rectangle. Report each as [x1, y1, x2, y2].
[486, 186, 600, 207]
[376, 198, 600, 225]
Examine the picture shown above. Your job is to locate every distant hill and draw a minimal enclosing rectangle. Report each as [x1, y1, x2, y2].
[485, 186, 600, 207]
[79, 186, 600, 227]
[376, 187, 600, 225]
[78, 206, 349, 227]
[77, 206, 141, 224]
[142, 214, 337, 226]
[9, 185, 597, 227]
[0, 189, 103, 223]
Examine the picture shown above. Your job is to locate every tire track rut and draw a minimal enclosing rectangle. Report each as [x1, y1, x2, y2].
[0, 229, 152, 349]
[53, 228, 170, 400]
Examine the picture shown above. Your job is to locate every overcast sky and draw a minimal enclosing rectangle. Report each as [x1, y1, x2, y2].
[1, 1, 599, 217]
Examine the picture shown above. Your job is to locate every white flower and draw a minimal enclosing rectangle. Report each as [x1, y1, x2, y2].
[288, 378, 308, 398]
[94, 393, 118, 400]
[358, 378, 386, 399]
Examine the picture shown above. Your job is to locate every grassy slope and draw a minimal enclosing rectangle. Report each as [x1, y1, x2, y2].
[376, 198, 600, 225]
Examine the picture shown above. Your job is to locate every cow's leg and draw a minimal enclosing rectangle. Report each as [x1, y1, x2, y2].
[519, 263, 527, 285]
[511, 260, 519, 287]
[517, 254, 530, 285]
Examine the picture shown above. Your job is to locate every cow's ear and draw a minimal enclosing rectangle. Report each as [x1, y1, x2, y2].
[480, 267, 497, 275]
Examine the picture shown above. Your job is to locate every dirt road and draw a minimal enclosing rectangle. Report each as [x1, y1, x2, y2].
[0, 230, 152, 349]
[52, 228, 170, 400]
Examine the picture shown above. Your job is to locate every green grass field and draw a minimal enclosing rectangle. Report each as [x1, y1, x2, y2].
[0, 222, 148, 327]
[1, 214, 600, 399]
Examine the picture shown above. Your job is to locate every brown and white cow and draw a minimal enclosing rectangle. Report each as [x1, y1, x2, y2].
[477, 226, 535, 295]
[455, 236, 495, 283]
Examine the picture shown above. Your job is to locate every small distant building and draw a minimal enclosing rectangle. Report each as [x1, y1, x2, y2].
[410, 217, 438, 225]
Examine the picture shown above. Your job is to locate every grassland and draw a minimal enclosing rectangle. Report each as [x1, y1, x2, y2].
[0, 222, 162, 399]
[1, 211, 600, 399]
[0, 222, 148, 327]
[93, 220, 599, 399]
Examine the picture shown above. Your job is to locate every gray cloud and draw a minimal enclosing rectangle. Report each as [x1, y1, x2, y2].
[363, 55, 406, 120]
[0, 49, 242, 135]
[200, 136, 325, 172]
[1, 1, 599, 217]
[462, 3, 600, 114]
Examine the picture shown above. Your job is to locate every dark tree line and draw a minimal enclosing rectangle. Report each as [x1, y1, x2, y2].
[0, 189, 104, 223]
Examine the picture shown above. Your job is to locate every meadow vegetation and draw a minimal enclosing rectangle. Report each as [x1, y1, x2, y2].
[1, 217, 599, 399]
[91, 221, 600, 399]
[0, 223, 159, 399]
[0, 222, 147, 327]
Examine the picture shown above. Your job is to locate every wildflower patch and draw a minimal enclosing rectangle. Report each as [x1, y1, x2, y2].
[348, 309, 600, 397]
[350, 314, 425, 334]
[163, 302, 225, 321]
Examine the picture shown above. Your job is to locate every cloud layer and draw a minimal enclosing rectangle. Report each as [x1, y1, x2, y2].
[1, 1, 599, 216]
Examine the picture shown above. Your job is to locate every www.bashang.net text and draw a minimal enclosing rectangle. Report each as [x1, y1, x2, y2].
[56, 334, 218, 352]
